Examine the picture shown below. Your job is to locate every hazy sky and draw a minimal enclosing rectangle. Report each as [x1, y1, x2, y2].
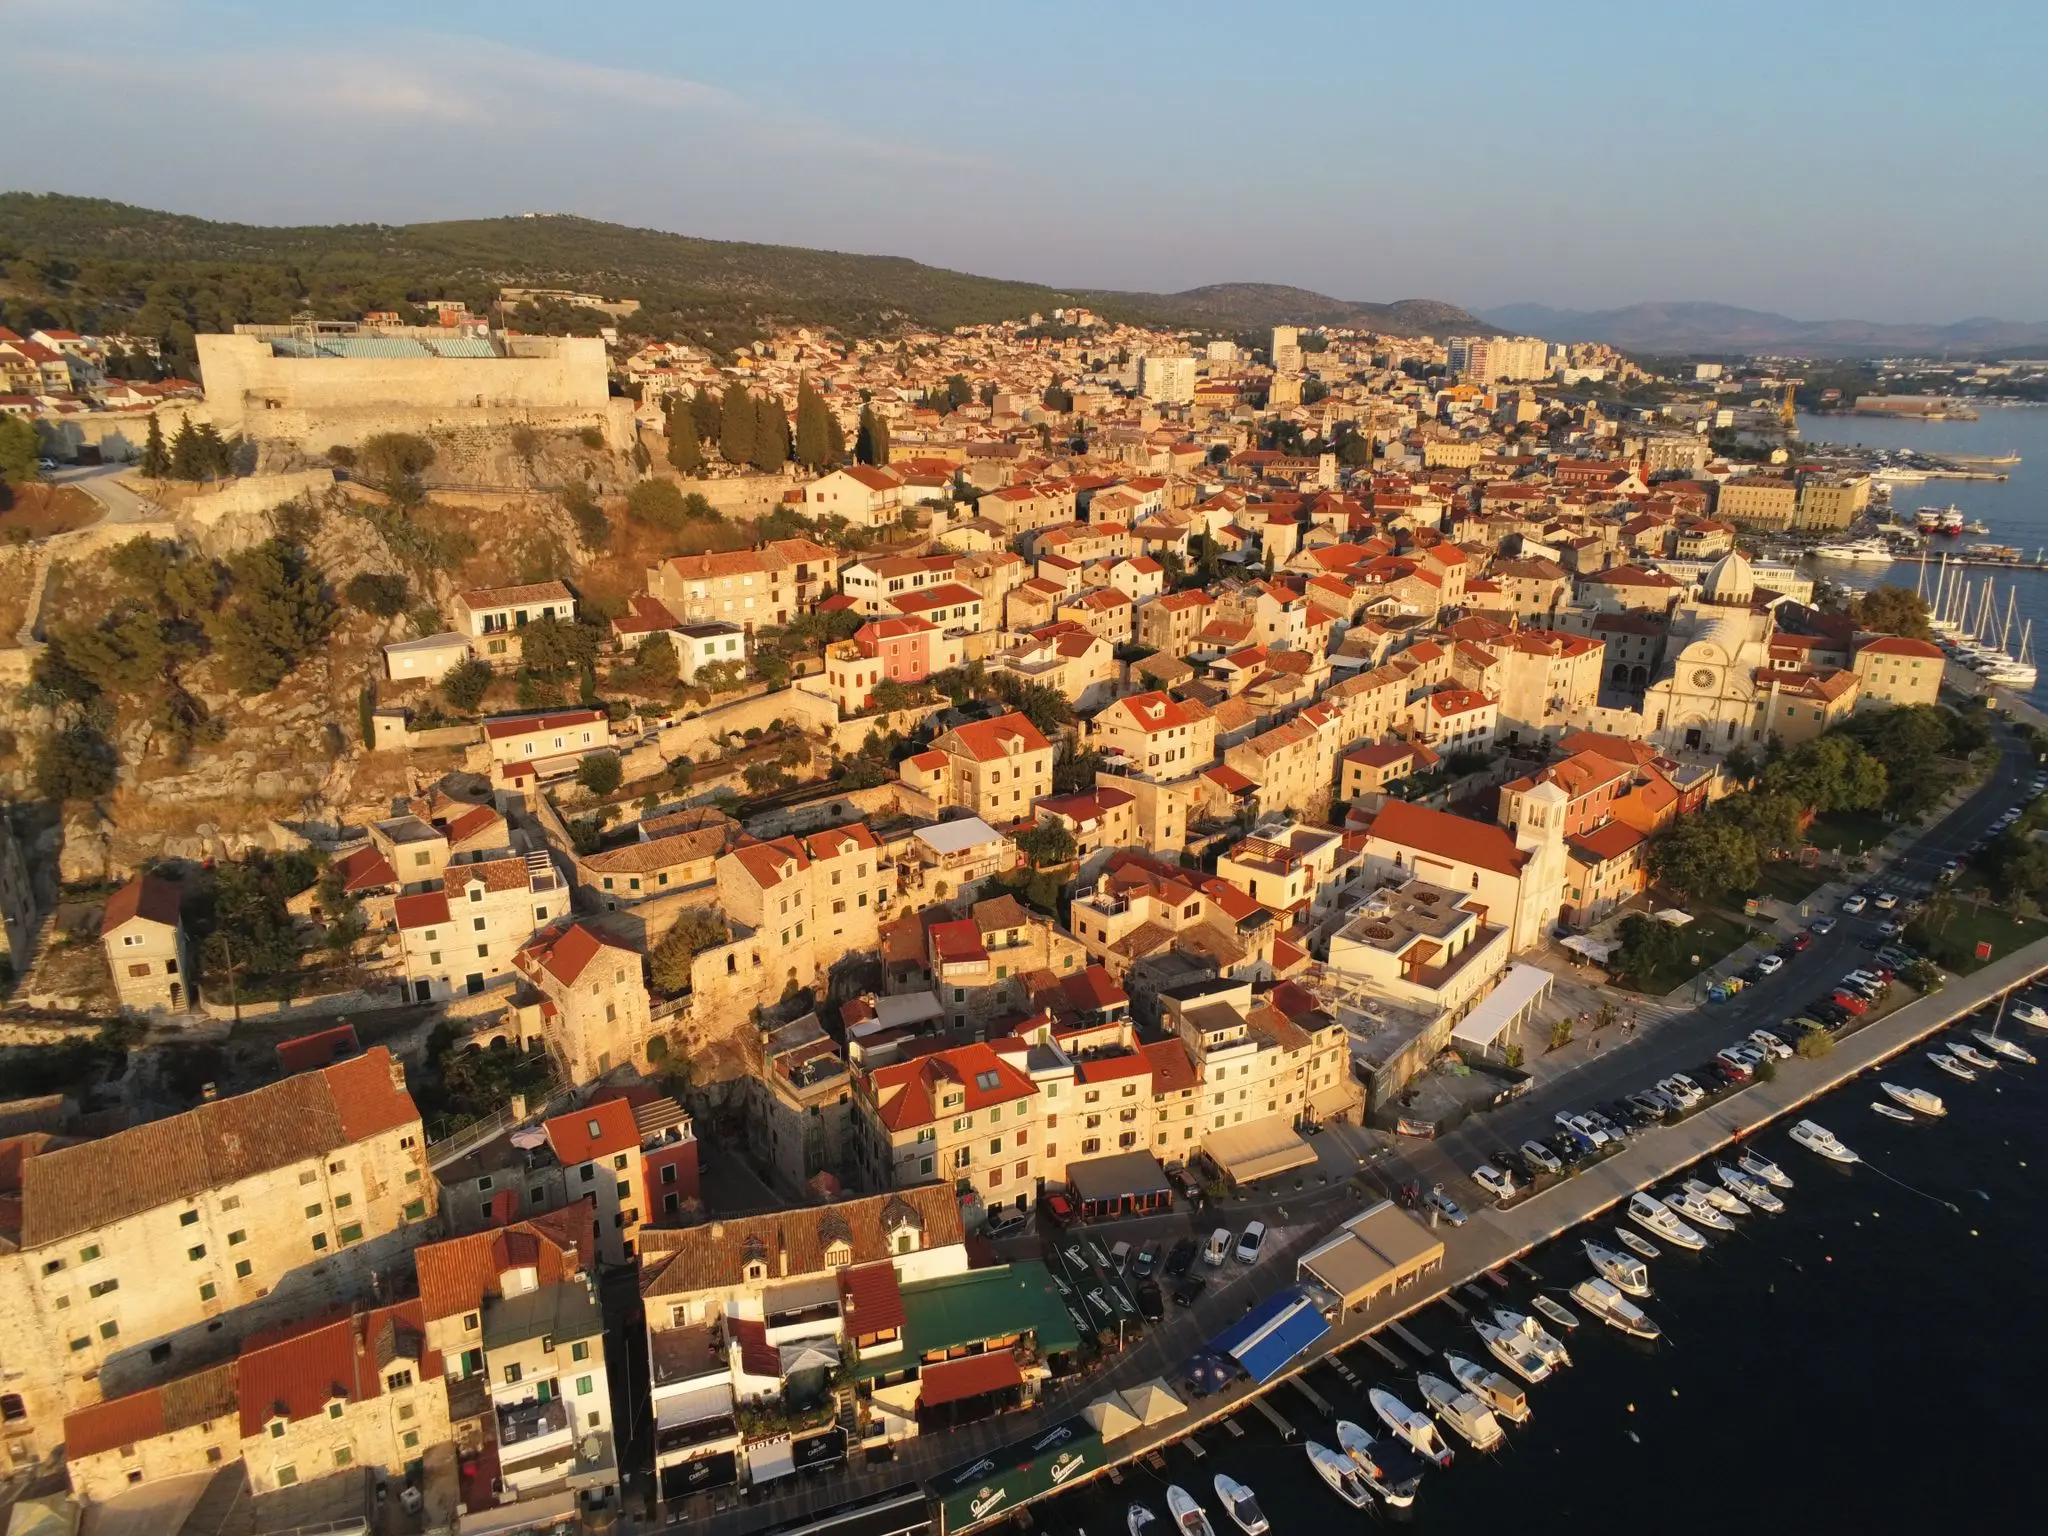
[10, 0, 2046, 320]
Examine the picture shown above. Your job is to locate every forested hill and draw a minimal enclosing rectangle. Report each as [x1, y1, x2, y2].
[0, 192, 1490, 368]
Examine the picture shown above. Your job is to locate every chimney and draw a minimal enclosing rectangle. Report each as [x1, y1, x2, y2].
[777, 1227, 789, 1277]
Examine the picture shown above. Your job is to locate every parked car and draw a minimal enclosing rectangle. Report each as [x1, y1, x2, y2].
[1235, 1222, 1268, 1264]
[1135, 1279, 1165, 1322]
[1203, 1228, 1232, 1267]
[1748, 1029, 1793, 1061]
[1556, 1111, 1611, 1147]
[1110, 1240, 1132, 1274]
[1172, 1273, 1208, 1307]
[1715, 1047, 1757, 1080]
[1132, 1242, 1160, 1279]
[1426, 1188, 1469, 1227]
[984, 1208, 1026, 1239]
[1520, 1139, 1564, 1175]
[1756, 953, 1785, 976]
[1790, 931, 1815, 952]
[1658, 1075, 1704, 1110]
[1809, 917, 1837, 936]
[1164, 1238, 1197, 1277]
[1873, 892, 1900, 911]
[1627, 1091, 1671, 1122]
[1940, 859, 1962, 880]
[1840, 894, 1867, 915]
[1472, 1164, 1518, 1202]
[1042, 1194, 1077, 1227]
[1830, 991, 1870, 1015]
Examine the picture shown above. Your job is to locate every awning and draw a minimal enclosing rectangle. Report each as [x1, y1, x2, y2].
[780, 1339, 842, 1375]
[1451, 962, 1554, 1052]
[920, 1350, 1025, 1408]
[793, 1427, 847, 1471]
[1119, 1378, 1187, 1425]
[661, 1451, 737, 1502]
[747, 1438, 797, 1485]
[1560, 934, 1617, 961]
[1200, 1115, 1317, 1184]
[1066, 1150, 1170, 1206]
[1208, 1289, 1329, 1384]
[655, 1383, 734, 1430]
[1084, 1395, 1142, 1441]
[1655, 908, 1695, 926]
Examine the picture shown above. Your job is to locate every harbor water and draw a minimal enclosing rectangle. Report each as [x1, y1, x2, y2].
[1038, 1017, 2046, 1533]
[1803, 404, 2048, 706]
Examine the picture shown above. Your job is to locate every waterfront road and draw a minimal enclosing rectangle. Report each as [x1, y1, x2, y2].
[1385, 723, 2039, 1206]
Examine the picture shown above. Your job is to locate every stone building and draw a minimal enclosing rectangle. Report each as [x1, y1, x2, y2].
[99, 874, 192, 1015]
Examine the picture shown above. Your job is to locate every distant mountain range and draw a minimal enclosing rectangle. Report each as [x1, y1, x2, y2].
[1479, 301, 2048, 358]
[0, 192, 1492, 352]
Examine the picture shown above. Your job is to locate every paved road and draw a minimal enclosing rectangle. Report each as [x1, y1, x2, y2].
[1390, 725, 2038, 1203]
[49, 462, 162, 524]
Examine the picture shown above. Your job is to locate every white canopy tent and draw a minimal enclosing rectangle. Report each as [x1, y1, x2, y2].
[1450, 962, 1555, 1053]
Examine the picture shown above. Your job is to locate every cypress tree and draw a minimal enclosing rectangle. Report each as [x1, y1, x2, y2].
[140, 414, 170, 478]
[752, 399, 790, 474]
[690, 385, 721, 442]
[794, 378, 831, 471]
[856, 404, 890, 467]
[719, 383, 755, 467]
[824, 410, 846, 467]
[667, 407, 703, 473]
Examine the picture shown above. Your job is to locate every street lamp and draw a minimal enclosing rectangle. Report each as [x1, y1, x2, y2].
[1691, 954, 1703, 1004]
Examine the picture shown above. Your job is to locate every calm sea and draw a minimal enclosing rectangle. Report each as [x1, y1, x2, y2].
[1037, 1010, 2046, 1535]
[1801, 403, 2048, 704]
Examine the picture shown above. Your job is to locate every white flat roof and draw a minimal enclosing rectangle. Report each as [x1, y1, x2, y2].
[914, 816, 1002, 854]
[384, 631, 470, 654]
[1451, 961, 1554, 1051]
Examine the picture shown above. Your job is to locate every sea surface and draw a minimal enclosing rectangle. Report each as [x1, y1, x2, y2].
[1038, 1006, 2045, 1535]
[1801, 403, 2048, 705]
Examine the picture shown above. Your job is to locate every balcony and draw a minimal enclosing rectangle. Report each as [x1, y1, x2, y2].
[496, 1394, 570, 1452]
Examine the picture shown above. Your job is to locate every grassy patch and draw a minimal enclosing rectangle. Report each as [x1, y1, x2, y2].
[1805, 810, 1895, 855]
[1750, 860, 1826, 906]
[1908, 898, 2045, 974]
[1623, 912, 1757, 996]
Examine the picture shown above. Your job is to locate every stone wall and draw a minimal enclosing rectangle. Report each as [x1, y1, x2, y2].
[175, 469, 338, 556]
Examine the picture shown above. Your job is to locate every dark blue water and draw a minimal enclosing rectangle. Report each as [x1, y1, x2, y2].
[1802, 404, 2048, 706]
[1039, 1012, 2045, 1534]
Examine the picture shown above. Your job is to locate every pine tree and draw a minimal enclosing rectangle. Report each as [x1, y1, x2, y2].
[794, 378, 832, 471]
[667, 408, 703, 474]
[719, 383, 755, 467]
[856, 404, 890, 466]
[690, 385, 721, 442]
[140, 414, 170, 478]
[169, 419, 202, 481]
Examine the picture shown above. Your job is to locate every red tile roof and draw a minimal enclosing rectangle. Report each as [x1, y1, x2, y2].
[1368, 800, 1527, 879]
[100, 873, 181, 936]
[867, 1043, 1035, 1132]
[837, 1260, 906, 1335]
[545, 1097, 638, 1166]
[415, 1219, 585, 1322]
[919, 1349, 1023, 1406]
[333, 846, 396, 894]
[943, 711, 1051, 763]
[482, 709, 606, 741]
[1857, 635, 1944, 658]
[236, 1299, 436, 1438]
[276, 1024, 360, 1076]
[394, 891, 451, 931]
[516, 922, 612, 987]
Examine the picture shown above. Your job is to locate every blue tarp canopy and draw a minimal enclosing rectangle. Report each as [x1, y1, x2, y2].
[1206, 1287, 1330, 1384]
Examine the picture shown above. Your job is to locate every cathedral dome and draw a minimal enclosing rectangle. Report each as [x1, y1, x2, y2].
[1702, 549, 1755, 606]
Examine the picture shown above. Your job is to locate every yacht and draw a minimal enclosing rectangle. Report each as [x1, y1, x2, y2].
[1684, 1176, 1750, 1216]
[1167, 1486, 1216, 1536]
[1665, 1186, 1736, 1232]
[1715, 1162, 1785, 1213]
[1129, 1505, 1160, 1536]
[1370, 1386, 1455, 1467]
[1972, 1028, 2037, 1064]
[1445, 1352, 1531, 1424]
[1790, 1120, 1860, 1164]
[1417, 1371, 1505, 1452]
[1873, 1101, 1915, 1122]
[1493, 1308, 1571, 1370]
[1334, 1421, 1421, 1507]
[1303, 1442, 1372, 1509]
[1948, 1041, 1999, 1071]
[1628, 1191, 1708, 1249]
[2011, 1000, 2048, 1030]
[1928, 1051, 1976, 1081]
[1474, 1317, 1552, 1383]
[1570, 1277, 1663, 1341]
[1211, 1475, 1268, 1536]
[1617, 1226, 1662, 1260]
[1584, 1240, 1652, 1297]
[1531, 1294, 1581, 1332]
[1881, 1081, 1947, 1116]
[1810, 538, 1896, 565]
[1739, 1149, 1794, 1188]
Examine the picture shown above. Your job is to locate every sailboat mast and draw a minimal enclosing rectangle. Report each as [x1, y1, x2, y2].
[2001, 588, 2017, 652]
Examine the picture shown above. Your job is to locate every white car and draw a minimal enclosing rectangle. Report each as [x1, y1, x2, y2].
[1472, 1164, 1518, 1202]
[1204, 1227, 1233, 1266]
[1519, 1139, 1564, 1175]
[1657, 1075, 1704, 1110]
[1747, 1029, 1793, 1061]
[1110, 1240, 1132, 1273]
[1555, 1111, 1610, 1147]
[1840, 894, 1867, 915]
[1235, 1222, 1267, 1263]
[1755, 953, 1784, 976]
[1873, 892, 1900, 911]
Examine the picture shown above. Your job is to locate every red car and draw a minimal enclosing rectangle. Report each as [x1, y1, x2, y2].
[1830, 991, 1869, 1015]
[1789, 932, 1814, 953]
[1042, 1193, 1077, 1227]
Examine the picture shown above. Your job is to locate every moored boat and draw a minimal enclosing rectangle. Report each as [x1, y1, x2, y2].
[1129, 1504, 1159, 1536]
[1370, 1386, 1454, 1467]
[1972, 1029, 2036, 1064]
[2010, 1000, 2048, 1030]
[1584, 1240, 1652, 1297]
[1790, 1119, 1860, 1164]
[1873, 1101, 1915, 1122]
[1493, 1308, 1571, 1370]
[1167, 1485, 1215, 1536]
[1474, 1318, 1552, 1383]
[1685, 1175, 1749, 1216]
[1617, 1226, 1662, 1260]
[1444, 1352, 1530, 1424]
[1303, 1441, 1372, 1509]
[1570, 1277, 1662, 1340]
[1927, 1051, 1976, 1082]
[1881, 1081, 1947, 1116]
[1628, 1191, 1707, 1249]
[1740, 1149, 1794, 1188]
[1715, 1161, 1784, 1213]
[1531, 1294, 1581, 1332]
[1211, 1475, 1268, 1536]
[1948, 1041, 1999, 1071]
[1333, 1420, 1421, 1507]
[1666, 1186, 1736, 1232]
[1417, 1371, 1505, 1452]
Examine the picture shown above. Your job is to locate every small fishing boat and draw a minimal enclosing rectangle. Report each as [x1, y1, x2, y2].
[1881, 1081, 1947, 1116]
[1129, 1505, 1160, 1536]
[1948, 1041, 1999, 1071]
[1303, 1442, 1372, 1509]
[1873, 1101, 1915, 1122]
[1927, 1051, 1976, 1082]
[1972, 1029, 2037, 1064]
[2010, 999, 2048, 1030]
[1531, 1294, 1581, 1332]
[1714, 1162, 1784, 1214]
[1493, 1308, 1571, 1370]
[1334, 1421, 1420, 1507]
[1740, 1149, 1794, 1188]
[1167, 1486, 1216, 1536]
[1617, 1226, 1662, 1261]
[1628, 1192, 1707, 1250]
[1665, 1187, 1736, 1232]
[1370, 1386, 1454, 1467]
[1474, 1318, 1552, 1383]
[1790, 1119, 1859, 1164]
[1211, 1475, 1268, 1536]
[1584, 1240, 1651, 1297]
[1417, 1371, 1505, 1452]
[1685, 1176, 1750, 1216]
[1570, 1277, 1662, 1341]
[1445, 1352, 1530, 1424]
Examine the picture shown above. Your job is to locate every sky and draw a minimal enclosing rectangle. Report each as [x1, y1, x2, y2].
[8, 0, 2047, 322]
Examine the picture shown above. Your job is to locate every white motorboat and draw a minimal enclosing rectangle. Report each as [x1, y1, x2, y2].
[1167, 1485, 1216, 1536]
[1531, 1294, 1581, 1332]
[1474, 1318, 1552, 1383]
[1334, 1421, 1420, 1507]
[1927, 1051, 1976, 1082]
[1445, 1352, 1530, 1424]
[1493, 1308, 1571, 1370]
[1211, 1476, 1266, 1536]
[1129, 1505, 1160, 1536]
[1617, 1226, 1662, 1260]
[1715, 1162, 1784, 1213]
[1370, 1386, 1454, 1467]
[1739, 1149, 1794, 1188]
[1973, 1029, 2037, 1064]
[1417, 1371, 1505, 1452]
[1628, 1192, 1707, 1250]
[1570, 1277, 1663, 1341]
[1684, 1176, 1750, 1216]
[1303, 1442, 1372, 1509]
[2010, 1000, 2048, 1030]
[1873, 1101, 1915, 1122]
[1811, 538, 1896, 565]
[1881, 1081, 1947, 1116]
[1665, 1187, 1736, 1232]
[1790, 1119, 1860, 1164]
[1584, 1240, 1652, 1297]
[1948, 1041, 1999, 1072]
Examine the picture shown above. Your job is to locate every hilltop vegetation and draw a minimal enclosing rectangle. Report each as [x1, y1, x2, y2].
[0, 192, 1490, 371]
